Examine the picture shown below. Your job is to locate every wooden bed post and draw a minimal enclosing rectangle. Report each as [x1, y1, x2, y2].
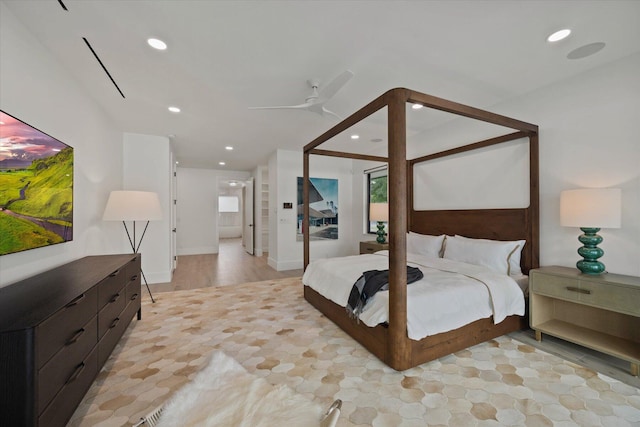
[303, 151, 310, 270]
[528, 132, 540, 272]
[387, 89, 410, 370]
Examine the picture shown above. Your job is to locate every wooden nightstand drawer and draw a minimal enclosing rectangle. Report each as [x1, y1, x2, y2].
[360, 241, 389, 254]
[578, 280, 640, 316]
[530, 271, 580, 302]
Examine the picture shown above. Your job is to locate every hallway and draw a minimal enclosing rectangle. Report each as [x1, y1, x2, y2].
[153, 238, 303, 293]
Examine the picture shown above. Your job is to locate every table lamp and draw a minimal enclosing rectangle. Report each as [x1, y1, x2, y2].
[369, 202, 388, 244]
[560, 188, 621, 275]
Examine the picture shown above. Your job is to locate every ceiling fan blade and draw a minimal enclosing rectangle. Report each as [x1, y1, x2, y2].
[322, 107, 343, 121]
[319, 70, 354, 100]
[248, 102, 313, 110]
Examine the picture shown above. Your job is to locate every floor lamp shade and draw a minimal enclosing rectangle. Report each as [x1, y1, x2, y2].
[560, 188, 621, 275]
[103, 191, 163, 221]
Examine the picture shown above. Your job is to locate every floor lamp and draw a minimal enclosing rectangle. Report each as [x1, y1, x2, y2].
[103, 190, 163, 303]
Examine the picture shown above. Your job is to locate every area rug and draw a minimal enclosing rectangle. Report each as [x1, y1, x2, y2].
[153, 351, 324, 427]
[68, 277, 640, 427]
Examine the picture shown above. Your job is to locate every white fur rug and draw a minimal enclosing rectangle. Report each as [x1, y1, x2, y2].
[155, 351, 323, 427]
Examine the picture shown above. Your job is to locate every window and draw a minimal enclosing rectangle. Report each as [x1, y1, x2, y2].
[218, 196, 239, 213]
[366, 167, 388, 233]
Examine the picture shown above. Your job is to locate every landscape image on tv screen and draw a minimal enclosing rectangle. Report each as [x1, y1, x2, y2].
[0, 111, 73, 256]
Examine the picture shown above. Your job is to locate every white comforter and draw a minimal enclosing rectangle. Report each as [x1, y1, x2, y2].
[302, 251, 525, 341]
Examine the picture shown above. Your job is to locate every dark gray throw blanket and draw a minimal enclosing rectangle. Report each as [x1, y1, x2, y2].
[346, 266, 424, 320]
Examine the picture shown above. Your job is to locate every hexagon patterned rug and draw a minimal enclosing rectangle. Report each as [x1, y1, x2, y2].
[68, 277, 640, 427]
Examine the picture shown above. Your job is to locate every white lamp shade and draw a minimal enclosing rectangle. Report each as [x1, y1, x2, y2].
[560, 188, 621, 228]
[370, 202, 389, 222]
[103, 191, 163, 221]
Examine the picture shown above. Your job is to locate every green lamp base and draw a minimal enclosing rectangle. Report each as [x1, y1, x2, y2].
[576, 227, 606, 275]
[376, 221, 387, 244]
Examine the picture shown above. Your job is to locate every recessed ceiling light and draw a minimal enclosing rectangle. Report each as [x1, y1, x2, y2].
[411, 104, 424, 110]
[371, 138, 383, 143]
[229, 182, 237, 187]
[219, 161, 226, 166]
[351, 134, 359, 140]
[168, 106, 181, 113]
[225, 146, 233, 150]
[147, 38, 167, 50]
[547, 29, 571, 43]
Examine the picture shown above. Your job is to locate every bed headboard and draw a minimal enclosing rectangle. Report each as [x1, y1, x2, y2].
[407, 129, 539, 275]
[410, 208, 537, 274]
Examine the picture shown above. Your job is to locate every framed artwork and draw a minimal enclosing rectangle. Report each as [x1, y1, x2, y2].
[297, 177, 338, 241]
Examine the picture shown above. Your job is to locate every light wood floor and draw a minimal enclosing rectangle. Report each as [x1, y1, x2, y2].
[152, 238, 303, 293]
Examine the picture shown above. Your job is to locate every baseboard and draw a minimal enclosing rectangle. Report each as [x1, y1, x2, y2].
[268, 257, 302, 271]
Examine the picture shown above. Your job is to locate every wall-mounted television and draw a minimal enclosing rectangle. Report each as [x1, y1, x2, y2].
[0, 111, 73, 256]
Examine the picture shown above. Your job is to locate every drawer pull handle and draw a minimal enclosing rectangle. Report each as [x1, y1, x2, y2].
[110, 317, 120, 329]
[65, 294, 85, 308]
[131, 274, 139, 281]
[566, 286, 591, 295]
[66, 328, 85, 345]
[109, 269, 120, 277]
[130, 293, 139, 301]
[65, 362, 85, 385]
[110, 293, 121, 303]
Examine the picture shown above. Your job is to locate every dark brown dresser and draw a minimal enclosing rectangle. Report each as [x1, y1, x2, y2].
[0, 254, 142, 427]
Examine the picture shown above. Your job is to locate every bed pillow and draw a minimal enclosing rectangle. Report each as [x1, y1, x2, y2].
[443, 235, 524, 275]
[407, 232, 445, 258]
[453, 235, 526, 276]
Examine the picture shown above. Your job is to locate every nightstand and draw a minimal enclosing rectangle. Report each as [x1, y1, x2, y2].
[359, 241, 389, 254]
[530, 266, 640, 376]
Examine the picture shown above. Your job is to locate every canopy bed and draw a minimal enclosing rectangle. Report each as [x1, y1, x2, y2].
[302, 88, 539, 371]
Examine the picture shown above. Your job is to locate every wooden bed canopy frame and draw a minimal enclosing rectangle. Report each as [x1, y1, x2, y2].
[302, 88, 539, 371]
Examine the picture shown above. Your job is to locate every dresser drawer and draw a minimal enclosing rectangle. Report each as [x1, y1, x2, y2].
[125, 273, 141, 306]
[98, 292, 126, 339]
[578, 280, 640, 316]
[530, 273, 580, 302]
[38, 315, 97, 413]
[98, 313, 133, 367]
[125, 256, 141, 283]
[97, 266, 128, 308]
[36, 286, 98, 367]
[38, 345, 98, 427]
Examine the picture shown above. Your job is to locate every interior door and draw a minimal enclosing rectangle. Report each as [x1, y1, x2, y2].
[243, 178, 254, 255]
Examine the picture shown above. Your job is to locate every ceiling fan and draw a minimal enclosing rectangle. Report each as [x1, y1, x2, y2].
[248, 70, 354, 120]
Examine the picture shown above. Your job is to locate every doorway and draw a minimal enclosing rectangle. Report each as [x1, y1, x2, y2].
[217, 177, 254, 257]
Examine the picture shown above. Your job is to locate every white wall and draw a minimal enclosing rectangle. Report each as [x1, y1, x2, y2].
[122, 133, 174, 284]
[269, 149, 355, 271]
[505, 53, 640, 276]
[176, 167, 249, 255]
[350, 53, 640, 277]
[0, 3, 123, 287]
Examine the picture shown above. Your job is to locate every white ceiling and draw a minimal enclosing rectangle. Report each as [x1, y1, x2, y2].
[5, 0, 640, 171]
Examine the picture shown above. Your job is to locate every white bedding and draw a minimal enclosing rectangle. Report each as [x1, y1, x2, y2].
[302, 250, 525, 341]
